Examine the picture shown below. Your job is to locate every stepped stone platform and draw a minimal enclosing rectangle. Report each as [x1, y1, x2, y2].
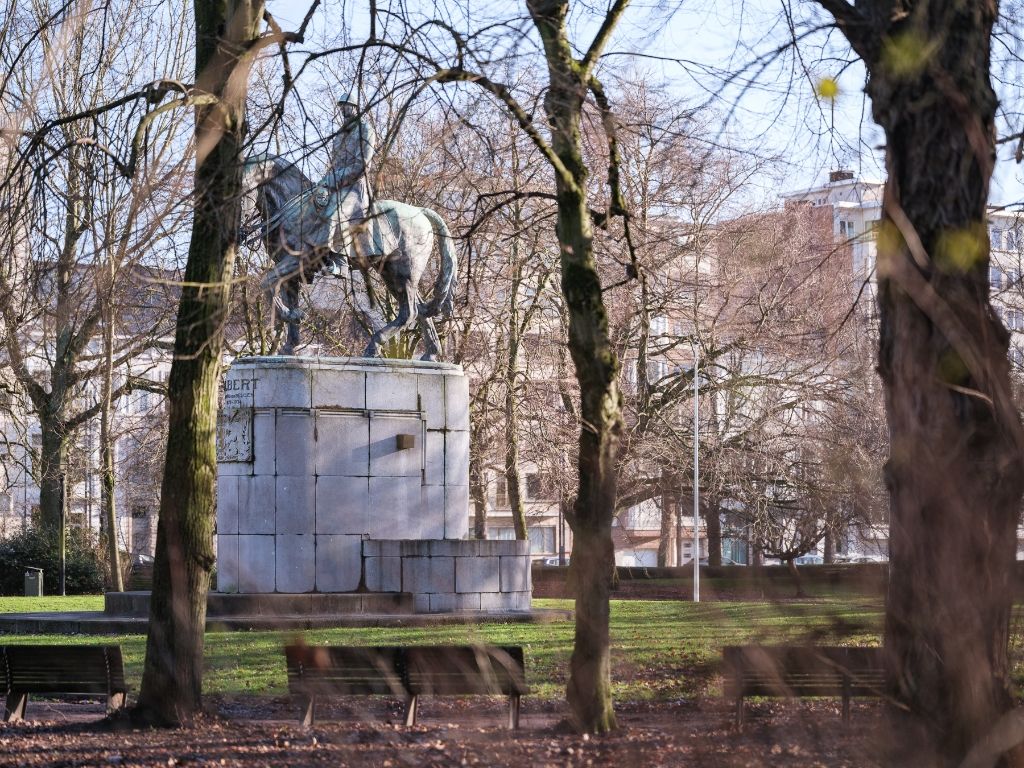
[0, 591, 571, 635]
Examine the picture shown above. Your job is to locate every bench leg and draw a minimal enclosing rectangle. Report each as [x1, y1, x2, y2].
[4, 692, 27, 723]
[842, 694, 850, 724]
[107, 692, 126, 714]
[404, 695, 418, 727]
[735, 696, 744, 729]
[508, 695, 521, 730]
[301, 695, 316, 727]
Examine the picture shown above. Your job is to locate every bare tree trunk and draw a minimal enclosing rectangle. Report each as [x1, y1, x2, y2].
[135, 0, 263, 725]
[38, 426, 68, 533]
[527, 0, 625, 733]
[816, 2, 1024, 760]
[100, 398, 122, 592]
[785, 558, 805, 599]
[469, 452, 488, 539]
[704, 498, 721, 567]
[823, 530, 834, 564]
[100, 292, 123, 592]
[505, 332, 527, 541]
[657, 474, 673, 567]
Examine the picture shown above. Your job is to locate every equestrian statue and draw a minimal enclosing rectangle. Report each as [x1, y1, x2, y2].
[240, 93, 457, 359]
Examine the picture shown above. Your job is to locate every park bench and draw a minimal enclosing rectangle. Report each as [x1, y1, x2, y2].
[722, 645, 884, 726]
[2, 644, 128, 722]
[284, 644, 529, 728]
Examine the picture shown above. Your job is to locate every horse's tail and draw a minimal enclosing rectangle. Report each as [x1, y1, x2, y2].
[419, 207, 458, 318]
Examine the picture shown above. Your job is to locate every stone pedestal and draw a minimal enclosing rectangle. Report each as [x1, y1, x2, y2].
[215, 356, 471, 595]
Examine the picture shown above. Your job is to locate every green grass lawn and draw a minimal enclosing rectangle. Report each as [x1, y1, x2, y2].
[0, 596, 883, 702]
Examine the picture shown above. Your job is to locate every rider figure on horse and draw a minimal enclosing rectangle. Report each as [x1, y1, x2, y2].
[314, 93, 377, 276]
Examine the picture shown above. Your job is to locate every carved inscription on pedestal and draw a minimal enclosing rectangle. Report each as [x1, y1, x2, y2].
[217, 376, 255, 462]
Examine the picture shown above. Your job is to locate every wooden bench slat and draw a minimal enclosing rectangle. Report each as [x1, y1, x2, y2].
[2, 645, 128, 723]
[284, 644, 528, 728]
[723, 645, 884, 726]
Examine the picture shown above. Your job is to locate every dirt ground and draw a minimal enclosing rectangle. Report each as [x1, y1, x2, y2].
[0, 695, 888, 767]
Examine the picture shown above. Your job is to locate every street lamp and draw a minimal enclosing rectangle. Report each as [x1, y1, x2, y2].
[693, 345, 700, 604]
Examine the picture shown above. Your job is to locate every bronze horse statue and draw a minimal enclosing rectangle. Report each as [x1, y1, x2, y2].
[241, 153, 457, 359]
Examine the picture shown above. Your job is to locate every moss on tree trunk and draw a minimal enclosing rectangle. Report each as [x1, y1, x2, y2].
[134, 0, 263, 725]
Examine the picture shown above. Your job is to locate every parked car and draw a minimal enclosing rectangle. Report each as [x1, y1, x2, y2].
[541, 557, 569, 566]
[794, 554, 824, 565]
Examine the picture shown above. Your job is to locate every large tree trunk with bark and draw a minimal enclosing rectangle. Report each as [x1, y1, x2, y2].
[469, 452, 489, 539]
[820, 1, 1024, 760]
[37, 424, 68, 532]
[527, 0, 624, 734]
[134, 0, 263, 725]
[704, 499, 721, 567]
[657, 474, 673, 567]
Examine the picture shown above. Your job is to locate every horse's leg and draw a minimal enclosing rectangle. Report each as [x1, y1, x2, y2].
[280, 277, 302, 355]
[261, 254, 303, 323]
[419, 315, 441, 362]
[363, 282, 417, 357]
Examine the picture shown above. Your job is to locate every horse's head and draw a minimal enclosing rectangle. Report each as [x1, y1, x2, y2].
[242, 153, 311, 223]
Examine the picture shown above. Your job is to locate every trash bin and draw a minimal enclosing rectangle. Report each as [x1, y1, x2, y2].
[24, 568, 43, 597]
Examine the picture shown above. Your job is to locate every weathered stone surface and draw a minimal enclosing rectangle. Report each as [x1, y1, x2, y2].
[455, 592, 482, 612]
[276, 535, 315, 592]
[362, 539, 401, 558]
[253, 411, 276, 475]
[444, 485, 470, 539]
[456, 557, 500, 594]
[316, 475, 370, 534]
[418, 374, 446, 430]
[413, 593, 430, 613]
[366, 371, 418, 411]
[238, 476, 276, 534]
[444, 431, 470, 486]
[402, 556, 454, 594]
[365, 556, 402, 592]
[445, 374, 470, 431]
[369, 416, 423, 477]
[315, 534, 362, 592]
[428, 593, 457, 613]
[254, 366, 311, 408]
[315, 412, 370, 476]
[238, 535, 276, 592]
[217, 461, 252, 477]
[312, 369, 365, 409]
[479, 592, 508, 612]
[424, 431, 445, 485]
[275, 412, 315, 476]
[368, 477, 424, 537]
[216, 535, 239, 593]
[275, 476, 315, 533]
[217, 476, 238, 535]
[500, 556, 531, 593]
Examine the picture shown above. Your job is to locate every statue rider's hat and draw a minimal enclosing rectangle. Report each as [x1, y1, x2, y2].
[337, 93, 358, 107]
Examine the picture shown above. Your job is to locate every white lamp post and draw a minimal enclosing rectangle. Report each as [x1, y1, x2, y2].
[693, 345, 700, 603]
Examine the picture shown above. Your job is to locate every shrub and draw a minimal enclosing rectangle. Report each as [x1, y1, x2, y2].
[0, 526, 105, 595]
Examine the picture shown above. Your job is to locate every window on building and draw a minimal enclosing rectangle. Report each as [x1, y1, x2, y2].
[489, 526, 515, 540]
[991, 266, 1004, 289]
[1007, 269, 1021, 288]
[527, 526, 556, 554]
[525, 473, 551, 500]
[650, 315, 669, 336]
[30, 433, 41, 447]
[838, 220, 855, 239]
[494, 477, 508, 508]
[1008, 308, 1024, 331]
[991, 226, 1004, 251]
[1011, 346, 1024, 368]
[131, 504, 148, 519]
